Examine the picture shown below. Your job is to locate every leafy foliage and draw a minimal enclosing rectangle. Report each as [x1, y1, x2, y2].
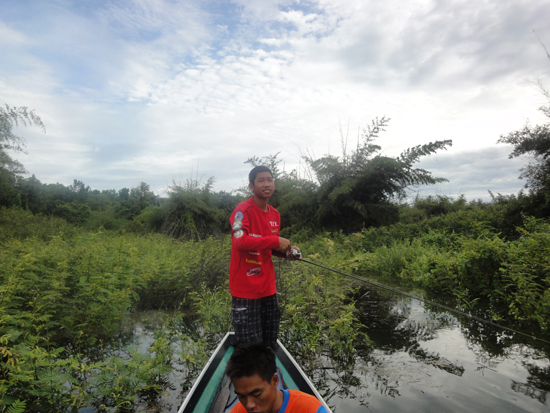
[0, 105, 45, 173]
[0, 205, 376, 411]
[2, 399, 26, 413]
[161, 176, 233, 239]
[354, 202, 550, 331]
[278, 237, 370, 362]
[2, 188, 550, 410]
[498, 121, 550, 197]
[2, 99, 550, 410]
[499, 217, 550, 329]
[0, 207, 232, 411]
[498, 70, 550, 206]
[303, 117, 452, 232]
[0, 105, 45, 208]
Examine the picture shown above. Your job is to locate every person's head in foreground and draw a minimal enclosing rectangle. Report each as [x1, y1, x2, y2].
[225, 342, 326, 413]
[225, 342, 281, 413]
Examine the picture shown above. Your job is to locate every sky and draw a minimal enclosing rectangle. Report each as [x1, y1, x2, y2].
[1, 0, 549, 201]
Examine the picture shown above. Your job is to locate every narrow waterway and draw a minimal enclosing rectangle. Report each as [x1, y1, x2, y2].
[97, 286, 550, 413]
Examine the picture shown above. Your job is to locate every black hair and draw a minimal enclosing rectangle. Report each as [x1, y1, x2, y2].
[225, 342, 277, 383]
[249, 166, 273, 185]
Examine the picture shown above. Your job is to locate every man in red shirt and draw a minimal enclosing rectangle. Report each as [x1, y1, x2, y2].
[229, 166, 299, 347]
[225, 343, 328, 413]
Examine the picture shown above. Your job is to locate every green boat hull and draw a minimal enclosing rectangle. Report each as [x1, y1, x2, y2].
[177, 332, 331, 413]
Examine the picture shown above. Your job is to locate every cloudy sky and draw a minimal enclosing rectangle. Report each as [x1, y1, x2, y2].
[1, 0, 549, 200]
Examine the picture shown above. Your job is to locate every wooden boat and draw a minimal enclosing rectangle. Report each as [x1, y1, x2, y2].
[177, 332, 332, 413]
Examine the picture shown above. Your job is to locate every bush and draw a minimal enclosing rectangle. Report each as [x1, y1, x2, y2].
[0, 207, 76, 242]
[0, 209, 233, 411]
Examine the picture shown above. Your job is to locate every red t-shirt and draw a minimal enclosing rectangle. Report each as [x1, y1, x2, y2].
[229, 197, 281, 299]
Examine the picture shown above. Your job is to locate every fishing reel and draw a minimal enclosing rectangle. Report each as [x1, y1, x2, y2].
[288, 248, 302, 260]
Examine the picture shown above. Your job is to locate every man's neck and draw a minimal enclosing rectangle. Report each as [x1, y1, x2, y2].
[253, 195, 269, 211]
[271, 389, 284, 413]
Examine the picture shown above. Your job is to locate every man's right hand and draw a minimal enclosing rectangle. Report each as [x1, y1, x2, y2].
[278, 237, 291, 253]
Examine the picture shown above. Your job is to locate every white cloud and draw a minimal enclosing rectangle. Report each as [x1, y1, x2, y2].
[0, 0, 548, 199]
[0, 20, 26, 46]
[415, 145, 530, 200]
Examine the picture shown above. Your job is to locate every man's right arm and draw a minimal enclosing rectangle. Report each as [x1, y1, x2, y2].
[231, 208, 279, 252]
[275, 237, 292, 254]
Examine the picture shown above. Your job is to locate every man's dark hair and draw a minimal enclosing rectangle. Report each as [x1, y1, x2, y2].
[249, 166, 273, 185]
[225, 342, 277, 383]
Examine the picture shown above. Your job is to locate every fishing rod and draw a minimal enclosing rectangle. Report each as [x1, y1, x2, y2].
[287, 249, 550, 345]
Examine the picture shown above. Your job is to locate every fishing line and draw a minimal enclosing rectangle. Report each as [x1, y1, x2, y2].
[294, 256, 550, 346]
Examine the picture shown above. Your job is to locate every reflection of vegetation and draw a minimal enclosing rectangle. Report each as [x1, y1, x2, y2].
[408, 347, 464, 376]
[373, 374, 400, 398]
[511, 380, 547, 404]
[525, 363, 550, 393]
[353, 280, 550, 411]
[511, 364, 550, 404]
[303, 354, 371, 410]
[354, 287, 464, 377]
[354, 287, 447, 352]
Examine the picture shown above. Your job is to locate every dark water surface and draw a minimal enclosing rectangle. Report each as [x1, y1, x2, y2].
[326, 288, 550, 413]
[107, 287, 550, 413]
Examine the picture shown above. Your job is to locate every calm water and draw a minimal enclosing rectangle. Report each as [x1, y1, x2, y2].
[321, 287, 550, 413]
[106, 287, 550, 413]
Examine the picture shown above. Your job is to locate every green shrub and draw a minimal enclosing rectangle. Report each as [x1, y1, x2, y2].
[499, 217, 550, 329]
[0, 207, 76, 242]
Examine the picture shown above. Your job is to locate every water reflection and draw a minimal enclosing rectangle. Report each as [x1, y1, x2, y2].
[100, 286, 550, 413]
[511, 363, 550, 404]
[340, 285, 550, 412]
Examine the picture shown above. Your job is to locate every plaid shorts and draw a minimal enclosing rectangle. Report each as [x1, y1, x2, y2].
[231, 294, 280, 347]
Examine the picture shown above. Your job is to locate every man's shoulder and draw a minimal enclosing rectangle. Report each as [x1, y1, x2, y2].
[237, 197, 255, 208]
[288, 389, 320, 401]
[232, 198, 255, 213]
[267, 204, 280, 216]
[286, 390, 325, 412]
[269, 205, 279, 214]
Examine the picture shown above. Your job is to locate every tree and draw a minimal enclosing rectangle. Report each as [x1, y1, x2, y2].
[115, 182, 157, 220]
[0, 104, 45, 207]
[498, 40, 550, 209]
[16, 174, 44, 212]
[161, 176, 226, 239]
[498, 92, 550, 202]
[130, 181, 157, 205]
[304, 117, 452, 232]
[0, 104, 45, 173]
[247, 119, 452, 234]
[69, 179, 91, 201]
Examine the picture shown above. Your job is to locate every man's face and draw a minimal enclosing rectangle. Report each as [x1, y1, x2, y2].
[249, 171, 275, 200]
[232, 373, 279, 413]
